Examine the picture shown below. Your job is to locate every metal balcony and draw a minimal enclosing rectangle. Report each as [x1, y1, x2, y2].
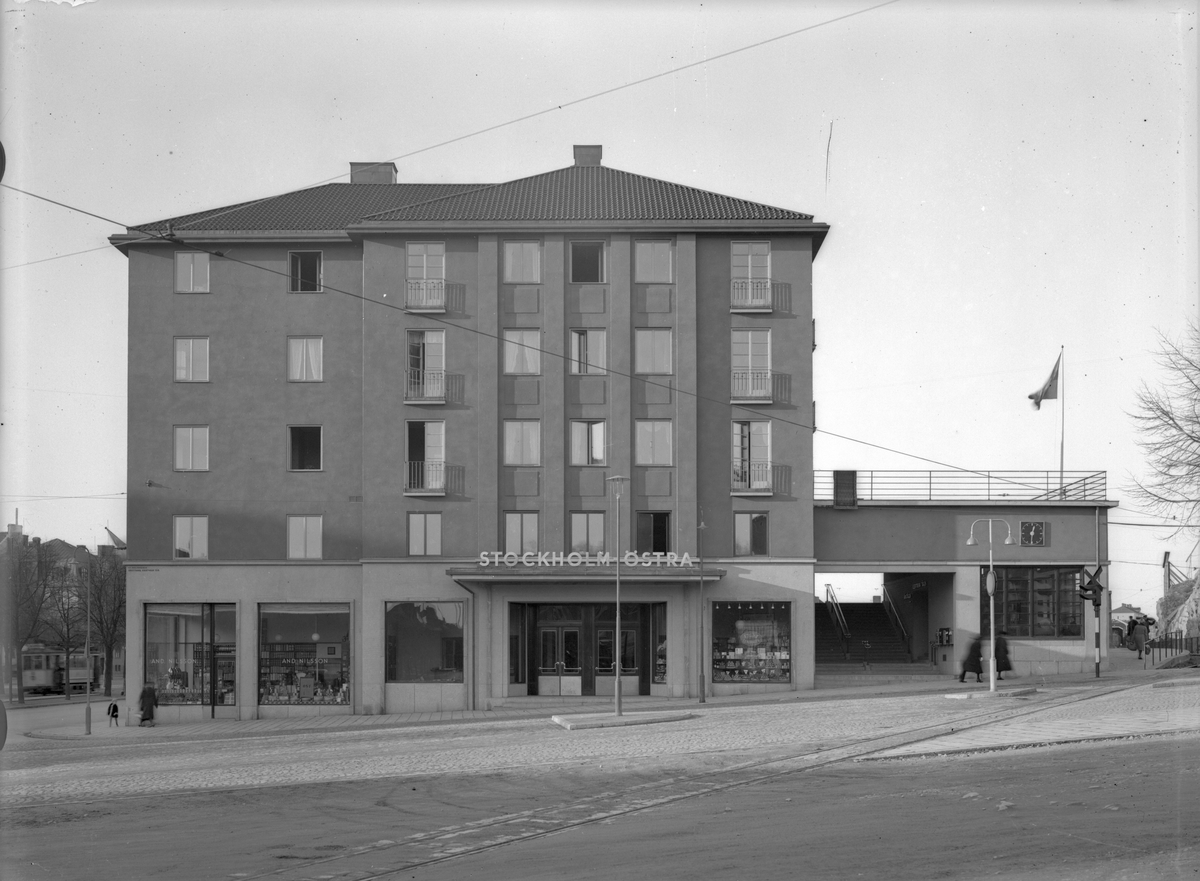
[404, 460, 446, 495]
[730, 278, 772, 311]
[731, 369, 772, 402]
[731, 460, 773, 494]
[406, 279, 446, 311]
[404, 369, 446, 403]
[813, 470, 1108, 502]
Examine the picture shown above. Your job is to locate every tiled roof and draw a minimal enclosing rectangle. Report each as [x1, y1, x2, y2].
[130, 184, 488, 233]
[127, 164, 816, 234]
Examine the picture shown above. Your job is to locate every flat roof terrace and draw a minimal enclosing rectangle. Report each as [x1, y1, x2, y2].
[813, 470, 1111, 506]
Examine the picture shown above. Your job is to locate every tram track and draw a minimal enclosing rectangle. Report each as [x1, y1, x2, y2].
[238, 681, 1145, 881]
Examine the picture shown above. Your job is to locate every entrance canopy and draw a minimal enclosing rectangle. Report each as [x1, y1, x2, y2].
[447, 564, 726, 585]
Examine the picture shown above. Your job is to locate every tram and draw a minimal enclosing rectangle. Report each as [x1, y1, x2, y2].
[21, 643, 100, 694]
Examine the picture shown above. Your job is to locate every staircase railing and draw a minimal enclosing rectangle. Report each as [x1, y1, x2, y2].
[1148, 630, 1200, 666]
[880, 586, 910, 660]
[825, 585, 851, 657]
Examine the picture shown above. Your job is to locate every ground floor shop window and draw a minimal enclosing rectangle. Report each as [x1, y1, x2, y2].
[652, 603, 667, 683]
[982, 567, 1083, 638]
[259, 604, 350, 705]
[145, 603, 236, 706]
[385, 601, 464, 682]
[711, 602, 791, 682]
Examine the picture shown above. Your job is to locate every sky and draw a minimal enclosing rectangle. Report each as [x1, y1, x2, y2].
[0, 0, 1196, 610]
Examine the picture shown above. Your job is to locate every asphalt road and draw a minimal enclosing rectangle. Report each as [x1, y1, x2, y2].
[2, 682, 1197, 880]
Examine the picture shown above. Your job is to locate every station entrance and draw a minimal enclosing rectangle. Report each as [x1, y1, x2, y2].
[509, 602, 666, 697]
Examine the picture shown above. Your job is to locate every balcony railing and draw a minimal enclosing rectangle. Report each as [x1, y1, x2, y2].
[405, 460, 446, 494]
[731, 460, 773, 493]
[730, 278, 772, 310]
[404, 369, 446, 402]
[406, 279, 446, 311]
[731, 369, 772, 401]
[813, 470, 1108, 502]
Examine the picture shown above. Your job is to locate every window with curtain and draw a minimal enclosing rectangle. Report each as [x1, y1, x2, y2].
[287, 515, 323, 560]
[503, 329, 541, 374]
[504, 241, 541, 283]
[635, 241, 673, 283]
[174, 252, 210, 293]
[174, 337, 209, 382]
[635, 420, 672, 465]
[731, 242, 770, 280]
[173, 516, 208, 559]
[408, 513, 442, 556]
[569, 329, 606, 374]
[174, 425, 209, 471]
[734, 513, 769, 555]
[505, 512, 538, 554]
[406, 242, 445, 279]
[504, 420, 541, 465]
[634, 329, 673, 374]
[570, 512, 604, 554]
[287, 337, 323, 382]
[570, 420, 606, 465]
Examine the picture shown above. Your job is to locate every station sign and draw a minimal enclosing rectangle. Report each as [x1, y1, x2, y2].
[477, 551, 696, 568]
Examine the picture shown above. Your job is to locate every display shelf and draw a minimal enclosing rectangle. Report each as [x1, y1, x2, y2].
[711, 638, 791, 683]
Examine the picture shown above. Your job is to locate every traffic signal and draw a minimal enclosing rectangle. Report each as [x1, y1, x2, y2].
[1078, 566, 1104, 607]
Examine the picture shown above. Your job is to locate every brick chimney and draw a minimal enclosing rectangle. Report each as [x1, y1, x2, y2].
[349, 162, 397, 184]
[573, 145, 602, 167]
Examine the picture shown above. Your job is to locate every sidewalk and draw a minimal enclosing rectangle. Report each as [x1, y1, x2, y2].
[21, 654, 1199, 748]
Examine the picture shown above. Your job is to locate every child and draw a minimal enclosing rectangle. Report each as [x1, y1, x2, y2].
[106, 702, 119, 726]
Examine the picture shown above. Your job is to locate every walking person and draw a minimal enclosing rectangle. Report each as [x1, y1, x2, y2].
[1131, 617, 1149, 660]
[995, 631, 1011, 681]
[138, 680, 158, 727]
[106, 701, 119, 726]
[959, 636, 983, 683]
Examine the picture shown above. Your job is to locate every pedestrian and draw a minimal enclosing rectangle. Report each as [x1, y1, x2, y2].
[1131, 617, 1149, 660]
[959, 636, 983, 683]
[106, 701, 119, 726]
[138, 680, 158, 727]
[995, 631, 1011, 681]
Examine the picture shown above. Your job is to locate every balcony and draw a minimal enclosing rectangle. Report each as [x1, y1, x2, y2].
[404, 369, 446, 404]
[731, 460, 774, 495]
[406, 279, 446, 312]
[813, 470, 1108, 504]
[731, 369, 772, 403]
[404, 460, 446, 495]
[730, 278, 772, 311]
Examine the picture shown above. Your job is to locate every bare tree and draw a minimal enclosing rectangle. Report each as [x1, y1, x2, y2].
[87, 549, 126, 697]
[38, 563, 88, 700]
[1131, 323, 1200, 535]
[3, 538, 55, 703]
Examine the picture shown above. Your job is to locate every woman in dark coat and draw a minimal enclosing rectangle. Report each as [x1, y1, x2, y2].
[1131, 619, 1149, 659]
[138, 681, 158, 727]
[995, 632, 1011, 681]
[959, 637, 983, 683]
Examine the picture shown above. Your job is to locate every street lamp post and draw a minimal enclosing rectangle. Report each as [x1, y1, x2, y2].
[84, 571, 92, 735]
[966, 518, 1014, 693]
[697, 520, 707, 704]
[606, 476, 629, 717]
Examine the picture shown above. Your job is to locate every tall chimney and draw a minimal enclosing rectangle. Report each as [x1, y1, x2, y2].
[349, 162, 397, 184]
[573, 145, 602, 167]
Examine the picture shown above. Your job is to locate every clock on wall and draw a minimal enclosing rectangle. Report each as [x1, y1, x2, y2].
[1020, 521, 1047, 547]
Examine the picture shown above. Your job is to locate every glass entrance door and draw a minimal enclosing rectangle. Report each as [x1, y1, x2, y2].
[537, 627, 581, 696]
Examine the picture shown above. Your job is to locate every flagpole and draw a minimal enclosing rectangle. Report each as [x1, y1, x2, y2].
[1059, 346, 1065, 498]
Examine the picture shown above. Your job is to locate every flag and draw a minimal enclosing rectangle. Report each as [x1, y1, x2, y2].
[1028, 354, 1060, 410]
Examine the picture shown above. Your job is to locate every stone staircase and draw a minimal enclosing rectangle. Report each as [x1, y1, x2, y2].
[814, 601, 940, 687]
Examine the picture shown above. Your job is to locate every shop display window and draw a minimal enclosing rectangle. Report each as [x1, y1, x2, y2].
[259, 604, 351, 705]
[711, 601, 791, 683]
[652, 603, 667, 684]
[982, 567, 1083, 638]
[145, 603, 236, 706]
[385, 601, 465, 683]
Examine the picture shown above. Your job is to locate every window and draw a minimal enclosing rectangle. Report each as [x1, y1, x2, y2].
[288, 426, 322, 471]
[503, 329, 541, 374]
[288, 251, 322, 293]
[173, 516, 208, 559]
[174, 252, 210, 293]
[259, 604, 350, 706]
[634, 329, 672, 374]
[731, 242, 770, 281]
[731, 329, 771, 398]
[570, 512, 604, 554]
[505, 512, 538, 554]
[287, 515, 323, 559]
[174, 426, 209, 471]
[287, 337, 323, 382]
[711, 601, 791, 683]
[569, 329, 606, 374]
[385, 602, 463, 683]
[406, 421, 445, 491]
[408, 513, 443, 556]
[732, 421, 771, 491]
[570, 420, 606, 465]
[406, 242, 445, 280]
[504, 241, 541, 283]
[984, 567, 1084, 638]
[635, 241, 673, 283]
[174, 338, 209, 382]
[735, 513, 769, 556]
[406, 330, 445, 400]
[146, 603, 236, 706]
[504, 420, 541, 465]
[570, 241, 605, 283]
[635, 420, 672, 465]
[636, 512, 671, 554]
